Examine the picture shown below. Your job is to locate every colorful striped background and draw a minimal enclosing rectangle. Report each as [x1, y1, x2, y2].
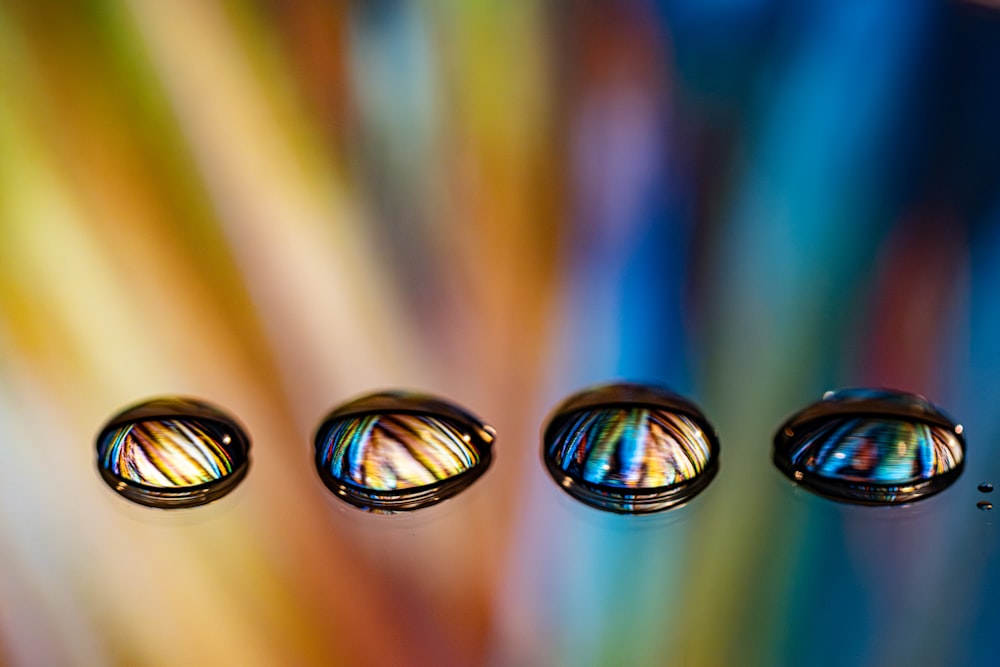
[1, 1, 999, 665]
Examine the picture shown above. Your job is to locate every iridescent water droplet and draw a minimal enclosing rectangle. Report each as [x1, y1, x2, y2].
[314, 391, 495, 512]
[978, 501, 993, 511]
[979, 482, 994, 493]
[773, 388, 964, 505]
[542, 383, 720, 514]
[96, 397, 250, 508]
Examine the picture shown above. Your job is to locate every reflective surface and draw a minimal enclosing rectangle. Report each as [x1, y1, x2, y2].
[774, 389, 965, 504]
[4, 2, 1000, 664]
[543, 384, 719, 514]
[95, 398, 250, 508]
[315, 392, 494, 512]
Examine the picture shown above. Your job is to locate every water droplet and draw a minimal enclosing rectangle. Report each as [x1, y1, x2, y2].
[774, 388, 964, 505]
[542, 383, 720, 514]
[314, 391, 495, 512]
[96, 397, 250, 508]
[978, 501, 993, 511]
[979, 482, 994, 493]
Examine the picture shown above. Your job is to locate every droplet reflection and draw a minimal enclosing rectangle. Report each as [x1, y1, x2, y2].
[542, 383, 720, 514]
[96, 397, 251, 508]
[978, 501, 993, 511]
[314, 391, 495, 512]
[773, 388, 965, 505]
[979, 482, 994, 493]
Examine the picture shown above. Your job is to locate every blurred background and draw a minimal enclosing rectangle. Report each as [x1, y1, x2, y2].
[1, 0, 999, 664]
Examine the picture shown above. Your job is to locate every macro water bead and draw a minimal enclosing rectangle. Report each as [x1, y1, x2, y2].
[773, 388, 965, 505]
[95, 397, 251, 508]
[314, 391, 495, 512]
[542, 383, 720, 514]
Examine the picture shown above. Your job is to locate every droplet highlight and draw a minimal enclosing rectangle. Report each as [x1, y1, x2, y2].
[773, 388, 965, 505]
[542, 383, 720, 514]
[96, 397, 250, 508]
[978, 501, 993, 511]
[314, 391, 495, 512]
[979, 482, 994, 493]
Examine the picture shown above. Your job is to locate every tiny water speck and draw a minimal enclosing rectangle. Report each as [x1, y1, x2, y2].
[978, 501, 993, 511]
[315, 391, 494, 513]
[95, 397, 250, 509]
[979, 482, 994, 493]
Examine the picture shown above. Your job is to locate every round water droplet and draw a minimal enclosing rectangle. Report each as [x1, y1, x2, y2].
[95, 397, 251, 508]
[314, 391, 495, 512]
[979, 482, 994, 493]
[978, 501, 993, 511]
[773, 388, 965, 505]
[542, 383, 720, 514]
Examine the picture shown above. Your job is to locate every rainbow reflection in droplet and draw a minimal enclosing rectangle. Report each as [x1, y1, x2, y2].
[315, 392, 494, 512]
[542, 383, 720, 514]
[96, 397, 250, 508]
[788, 418, 962, 484]
[102, 420, 235, 487]
[319, 414, 480, 491]
[549, 408, 711, 488]
[774, 388, 965, 505]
